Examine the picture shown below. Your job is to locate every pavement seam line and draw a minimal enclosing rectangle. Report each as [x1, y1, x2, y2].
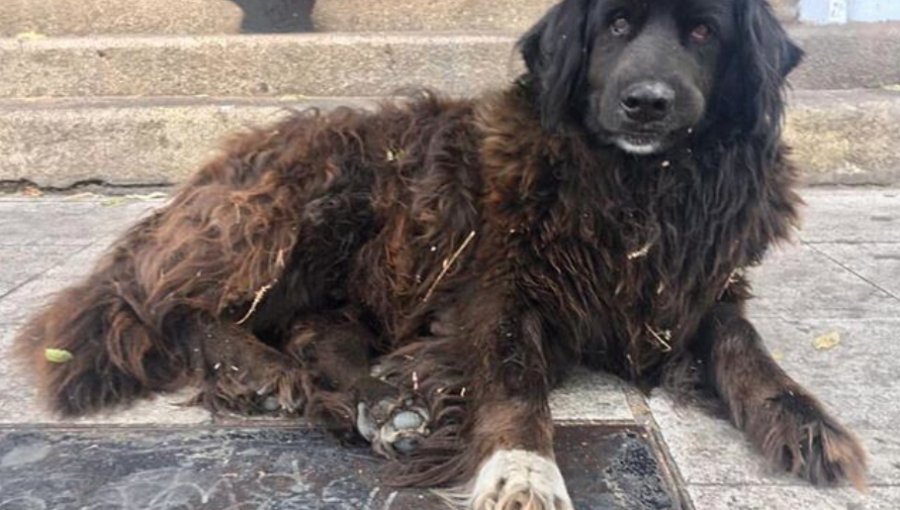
[803, 241, 900, 304]
[0, 242, 97, 302]
[622, 386, 696, 510]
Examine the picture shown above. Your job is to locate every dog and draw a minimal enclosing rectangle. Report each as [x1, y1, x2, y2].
[16, 0, 867, 507]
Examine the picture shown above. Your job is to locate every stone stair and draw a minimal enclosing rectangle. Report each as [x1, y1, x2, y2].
[1, 0, 898, 188]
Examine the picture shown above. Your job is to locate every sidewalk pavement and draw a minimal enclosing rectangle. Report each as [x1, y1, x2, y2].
[0, 188, 897, 509]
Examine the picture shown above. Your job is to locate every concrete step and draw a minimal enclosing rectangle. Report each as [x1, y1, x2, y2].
[2, 25, 898, 100]
[0, 0, 314, 37]
[0, 96, 375, 187]
[0, 0, 802, 37]
[312, 0, 557, 33]
[1, 90, 897, 188]
[312, 0, 799, 32]
[0, 33, 519, 99]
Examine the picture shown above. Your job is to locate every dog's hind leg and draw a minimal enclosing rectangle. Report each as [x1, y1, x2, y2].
[187, 317, 308, 415]
[13, 119, 319, 416]
[692, 300, 868, 489]
[14, 278, 188, 416]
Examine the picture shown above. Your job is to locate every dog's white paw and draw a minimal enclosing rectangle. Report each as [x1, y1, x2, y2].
[469, 449, 573, 510]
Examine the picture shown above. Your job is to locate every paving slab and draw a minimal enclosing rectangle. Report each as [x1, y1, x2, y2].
[747, 244, 900, 320]
[0, 242, 110, 326]
[550, 369, 634, 424]
[0, 244, 80, 296]
[808, 243, 900, 298]
[0, 188, 897, 509]
[796, 188, 900, 244]
[0, 425, 680, 509]
[688, 485, 899, 510]
[0, 196, 160, 245]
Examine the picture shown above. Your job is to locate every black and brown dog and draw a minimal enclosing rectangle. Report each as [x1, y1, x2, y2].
[16, 0, 867, 507]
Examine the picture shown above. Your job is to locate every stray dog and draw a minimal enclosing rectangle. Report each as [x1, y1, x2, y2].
[16, 0, 867, 507]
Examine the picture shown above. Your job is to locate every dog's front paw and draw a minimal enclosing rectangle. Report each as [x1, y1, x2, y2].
[470, 450, 573, 510]
[757, 391, 867, 489]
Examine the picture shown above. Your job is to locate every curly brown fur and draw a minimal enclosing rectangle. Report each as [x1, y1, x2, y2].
[15, 0, 865, 499]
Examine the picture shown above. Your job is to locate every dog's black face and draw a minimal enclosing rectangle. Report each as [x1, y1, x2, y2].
[586, 0, 730, 154]
[520, 0, 804, 155]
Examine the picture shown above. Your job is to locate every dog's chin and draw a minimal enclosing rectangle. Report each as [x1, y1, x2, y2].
[611, 133, 669, 156]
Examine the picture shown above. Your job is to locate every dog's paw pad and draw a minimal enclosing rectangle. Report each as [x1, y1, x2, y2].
[262, 395, 281, 412]
[356, 398, 430, 457]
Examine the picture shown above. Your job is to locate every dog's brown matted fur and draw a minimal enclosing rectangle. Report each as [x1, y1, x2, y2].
[15, 0, 867, 504]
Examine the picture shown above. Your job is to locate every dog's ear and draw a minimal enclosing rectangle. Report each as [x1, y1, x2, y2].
[726, 0, 804, 141]
[517, 0, 591, 131]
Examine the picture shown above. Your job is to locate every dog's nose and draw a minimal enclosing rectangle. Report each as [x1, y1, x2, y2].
[620, 82, 675, 123]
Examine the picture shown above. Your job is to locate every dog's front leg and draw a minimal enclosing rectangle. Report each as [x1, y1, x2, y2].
[463, 306, 573, 510]
[694, 301, 867, 488]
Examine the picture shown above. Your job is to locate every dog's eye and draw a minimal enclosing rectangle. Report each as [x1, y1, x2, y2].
[610, 16, 631, 37]
[690, 24, 712, 43]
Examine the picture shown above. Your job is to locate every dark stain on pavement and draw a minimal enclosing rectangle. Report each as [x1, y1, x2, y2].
[0, 425, 679, 509]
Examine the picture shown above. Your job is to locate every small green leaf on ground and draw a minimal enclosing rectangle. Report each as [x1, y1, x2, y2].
[44, 348, 74, 363]
[813, 331, 841, 351]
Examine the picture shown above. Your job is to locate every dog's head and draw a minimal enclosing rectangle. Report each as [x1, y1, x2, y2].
[519, 0, 803, 155]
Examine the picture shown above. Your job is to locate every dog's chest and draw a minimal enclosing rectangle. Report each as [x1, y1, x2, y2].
[532, 193, 743, 372]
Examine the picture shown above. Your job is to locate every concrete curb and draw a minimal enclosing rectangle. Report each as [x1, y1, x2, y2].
[1, 25, 899, 99]
[2, 91, 897, 188]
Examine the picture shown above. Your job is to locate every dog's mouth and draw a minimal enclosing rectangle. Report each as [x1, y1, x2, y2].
[611, 131, 669, 156]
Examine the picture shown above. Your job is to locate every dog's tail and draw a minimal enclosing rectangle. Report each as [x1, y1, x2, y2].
[14, 256, 190, 416]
